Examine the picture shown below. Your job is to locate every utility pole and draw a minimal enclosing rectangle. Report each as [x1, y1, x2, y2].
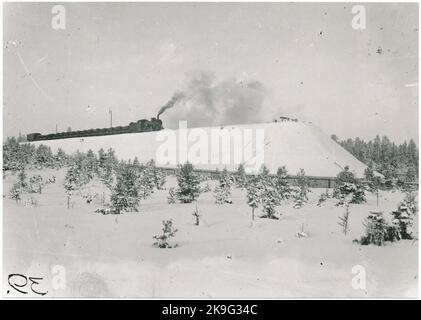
[109, 108, 113, 128]
[55, 124, 58, 133]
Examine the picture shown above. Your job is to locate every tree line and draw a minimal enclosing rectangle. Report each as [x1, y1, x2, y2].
[331, 134, 418, 182]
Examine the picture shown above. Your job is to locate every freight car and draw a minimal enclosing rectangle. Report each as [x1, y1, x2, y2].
[26, 118, 163, 142]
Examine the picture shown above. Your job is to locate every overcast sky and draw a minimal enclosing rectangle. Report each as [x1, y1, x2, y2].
[3, 2, 418, 143]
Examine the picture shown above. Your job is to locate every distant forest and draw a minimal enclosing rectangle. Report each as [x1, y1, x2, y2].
[331, 134, 418, 182]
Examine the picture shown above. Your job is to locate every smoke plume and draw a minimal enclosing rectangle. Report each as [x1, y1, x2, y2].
[157, 91, 184, 119]
[158, 71, 273, 128]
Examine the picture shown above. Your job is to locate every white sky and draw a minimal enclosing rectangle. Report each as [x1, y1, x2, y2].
[3, 2, 419, 143]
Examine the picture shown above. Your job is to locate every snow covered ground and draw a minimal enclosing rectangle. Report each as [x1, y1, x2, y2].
[2, 169, 418, 298]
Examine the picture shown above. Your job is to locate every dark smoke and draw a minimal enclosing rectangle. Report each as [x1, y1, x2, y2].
[158, 71, 273, 128]
[157, 91, 184, 119]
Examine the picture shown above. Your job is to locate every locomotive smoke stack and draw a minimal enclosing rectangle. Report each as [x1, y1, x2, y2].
[157, 91, 184, 119]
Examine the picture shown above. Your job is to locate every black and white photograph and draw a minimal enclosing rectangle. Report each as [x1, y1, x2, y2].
[1, 1, 419, 301]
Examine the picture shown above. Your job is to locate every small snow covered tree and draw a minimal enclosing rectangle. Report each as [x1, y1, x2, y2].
[175, 162, 201, 203]
[261, 187, 280, 219]
[391, 192, 417, 240]
[336, 166, 356, 185]
[153, 219, 178, 248]
[235, 164, 247, 189]
[64, 166, 79, 208]
[355, 212, 396, 246]
[17, 169, 27, 189]
[214, 168, 233, 204]
[192, 201, 200, 226]
[246, 177, 261, 225]
[28, 174, 43, 194]
[338, 204, 351, 235]
[34, 144, 54, 169]
[55, 148, 68, 168]
[258, 164, 271, 186]
[85, 149, 98, 177]
[293, 169, 310, 209]
[110, 165, 141, 214]
[167, 187, 176, 204]
[274, 166, 291, 200]
[145, 159, 166, 190]
[334, 167, 366, 205]
[317, 191, 329, 207]
[138, 167, 155, 199]
[97, 148, 117, 188]
[9, 183, 23, 203]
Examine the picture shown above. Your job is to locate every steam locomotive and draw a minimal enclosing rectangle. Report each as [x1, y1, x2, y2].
[27, 117, 163, 142]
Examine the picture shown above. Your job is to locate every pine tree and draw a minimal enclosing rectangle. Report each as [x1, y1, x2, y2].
[356, 212, 395, 246]
[334, 167, 366, 205]
[146, 160, 166, 190]
[55, 148, 68, 168]
[261, 187, 280, 219]
[110, 165, 141, 214]
[167, 187, 176, 204]
[153, 219, 178, 248]
[338, 204, 350, 235]
[97, 148, 117, 188]
[235, 164, 247, 189]
[28, 174, 43, 194]
[391, 192, 417, 240]
[293, 169, 310, 209]
[214, 168, 233, 204]
[85, 149, 97, 178]
[175, 162, 201, 203]
[274, 166, 291, 200]
[246, 177, 261, 226]
[64, 168, 77, 209]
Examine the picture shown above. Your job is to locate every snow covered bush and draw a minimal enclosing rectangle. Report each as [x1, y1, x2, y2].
[391, 192, 418, 240]
[153, 219, 178, 248]
[355, 212, 397, 246]
[175, 162, 201, 203]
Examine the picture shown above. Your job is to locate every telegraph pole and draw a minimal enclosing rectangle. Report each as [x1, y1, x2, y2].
[109, 108, 113, 128]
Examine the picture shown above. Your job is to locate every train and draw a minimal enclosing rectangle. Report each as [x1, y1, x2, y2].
[26, 117, 163, 142]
